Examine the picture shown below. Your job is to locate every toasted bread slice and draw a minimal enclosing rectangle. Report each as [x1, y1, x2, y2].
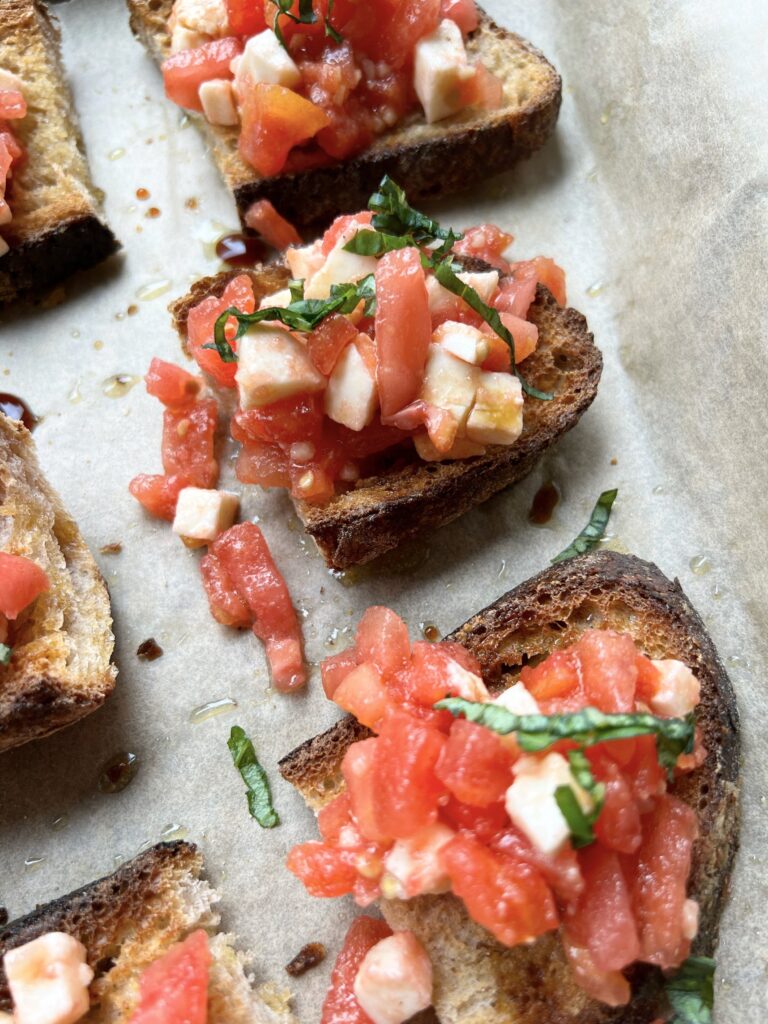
[169, 264, 602, 570]
[278, 550, 741, 1024]
[126, 1, 561, 227]
[0, 841, 296, 1023]
[0, 413, 116, 752]
[0, 0, 119, 306]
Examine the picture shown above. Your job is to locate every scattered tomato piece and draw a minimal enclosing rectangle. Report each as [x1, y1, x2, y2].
[145, 358, 202, 410]
[0, 553, 50, 620]
[244, 199, 302, 251]
[161, 399, 219, 489]
[127, 929, 210, 1024]
[320, 917, 392, 1024]
[129, 473, 188, 521]
[200, 551, 251, 628]
[187, 274, 255, 388]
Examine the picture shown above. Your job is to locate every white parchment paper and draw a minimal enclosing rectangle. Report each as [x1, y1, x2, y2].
[0, 0, 766, 1017]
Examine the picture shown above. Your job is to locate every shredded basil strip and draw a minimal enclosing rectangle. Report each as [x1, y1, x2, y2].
[434, 699, 695, 777]
[665, 957, 715, 1024]
[269, 0, 341, 49]
[554, 750, 605, 848]
[288, 277, 305, 302]
[0, 643, 12, 666]
[367, 176, 459, 248]
[227, 725, 280, 828]
[324, 0, 343, 42]
[551, 488, 618, 564]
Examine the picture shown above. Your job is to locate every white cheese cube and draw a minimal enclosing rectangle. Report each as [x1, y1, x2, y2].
[505, 752, 593, 856]
[353, 933, 433, 1024]
[171, 24, 209, 51]
[413, 433, 485, 461]
[172, 0, 229, 36]
[433, 321, 490, 365]
[304, 245, 378, 300]
[285, 239, 324, 281]
[172, 487, 239, 543]
[4, 932, 93, 1024]
[456, 270, 500, 303]
[465, 370, 523, 446]
[382, 823, 455, 900]
[236, 325, 325, 409]
[324, 341, 378, 431]
[237, 30, 301, 89]
[258, 288, 293, 311]
[413, 18, 475, 124]
[198, 78, 239, 125]
[681, 898, 700, 941]
[494, 681, 540, 715]
[649, 659, 701, 717]
[444, 658, 489, 701]
[426, 271, 499, 321]
[420, 344, 479, 432]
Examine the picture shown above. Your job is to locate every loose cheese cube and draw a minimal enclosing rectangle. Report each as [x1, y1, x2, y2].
[236, 325, 325, 409]
[258, 288, 293, 311]
[505, 752, 593, 856]
[420, 344, 479, 432]
[433, 321, 490, 365]
[456, 270, 500, 303]
[465, 370, 523, 446]
[198, 78, 239, 125]
[649, 659, 701, 717]
[171, 24, 209, 51]
[237, 30, 301, 89]
[4, 932, 93, 1024]
[324, 341, 378, 431]
[353, 933, 433, 1024]
[172, 487, 239, 542]
[494, 681, 540, 715]
[413, 19, 475, 124]
[382, 823, 455, 900]
[304, 245, 377, 300]
[413, 433, 485, 461]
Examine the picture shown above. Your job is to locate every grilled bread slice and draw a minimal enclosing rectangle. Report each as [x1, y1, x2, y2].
[0, 0, 119, 307]
[0, 413, 116, 752]
[126, 1, 561, 228]
[278, 550, 741, 1023]
[169, 265, 602, 570]
[0, 841, 296, 1023]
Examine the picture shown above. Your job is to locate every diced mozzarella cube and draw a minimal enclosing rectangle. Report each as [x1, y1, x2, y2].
[198, 78, 239, 125]
[649, 659, 701, 717]
[426, 271, 499, 321]
[285, 240, 324, 281]
[382, 823, 456, 900]
[505, 752, 593, 856]
[172, 0, 229, 37]
[4, 932, 93, 1024]
[237, 30, 301, 89]
[456, 270, 500, 303]
[171, 24, 209, 51]
[413, 19, 475, 124]
[433, 321, 490, 365]
[465, 370, 523, 446]
[172, 487, 239, 542]
[353, 932, 433, 1024]
[324, 341, 378, 431]
[444, 657, 489, 701]
[413, 433, 485, 461]
[681, 898, 700, 941]
[494, 681, 540, 715]
[258, 288, 293, 311]
[420, 344, 479, 433]
[304, 245, 377, 300]
[236, 325, 325, 409]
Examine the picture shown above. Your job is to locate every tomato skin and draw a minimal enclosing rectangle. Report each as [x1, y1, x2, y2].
[0, 553, 50, 620]
[436, 719, 515, 807]
[333, 662, 394, 731]
[239, 83, 330, 177]
[199, 551, 251, 628]
[129, 473, 188, 521]
[145, 358, 203, 410]
[226, 0, 268, 36]
[355, 606, 411, 677]
[161, 399, 219, 489]
[286, 841, 359, 897]
[307, 314, 359, 375]
[127, 929, 210, 1024]
[373, 710, 446, 839]
[321, 916, 393, 1024]
[243, 198, 301, 250]
[162, 37, 242, 112]
[440, 0, 478, 34]
[454, 224, 514, 274]
[187, 274, 255, 387]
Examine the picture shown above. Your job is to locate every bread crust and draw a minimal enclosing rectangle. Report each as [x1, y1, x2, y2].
[278, 551, 741, 1023]
[126, 1, 561, 227]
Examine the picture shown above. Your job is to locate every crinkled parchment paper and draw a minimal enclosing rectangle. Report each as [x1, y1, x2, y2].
[0, 0, 765, 1017]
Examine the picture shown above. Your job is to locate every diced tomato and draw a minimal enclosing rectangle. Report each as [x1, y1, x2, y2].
[574, 630, 638, 713]
[0, 124, 23, 167]
[588, 749, 642, 854]
[322, 647, 360, 698]
[676, 727, 707, 774]
[226, 0, 268, 36]
[289, 461, 335, 504]
[441, 797, 508, 845]
[355, 606, 411, 677]
[440, 0, 478, 34]
[492, 826, 584, 904]
[129, 473, 188, 521]
[161, 399, 219, 489]
[387, 400, 457, 453]
[520, 648, 582, 709]
[375, 247, 432, 419]
[239, 83, 330, 177]
[493, 265, 538, 319]
[211, 522, 306, 690]
[373, 710, 446, 839]
[0, 90, 26, 120]
[532, 256, 567, 307]
[145, 357, 203, 410]
[162, 37, 242, 112]
[329, 419, 413, 460]
[478, 332, 512, 373]
[635, 654, 662, 704]
[320, 212, 374, 257]
[564, 845, 639, 973]
[378, 0, 441, 68]
[458, 63, 503, 110]
[623, 733, 666, 808]
[307, 314, 359, 375]
[333, 661, 394, 731]
[187, 274, 255, 387]
[343, 738, 392, 845]
[127, 929, 210, 1024]
[442, 833, 558, 947]
[454, 224, 514, 274]
[200, 551, 251, 628]
[0, 553, 50, 620]
[496, 312, 538, 364]
[243, 199, 301, 250]
[232, 394, 323, 445]
[436, 719, 515, 807]
[318, 792, 355, 844]
[320, 917, 393, 1024]
[563, 940, 631, 1008]
[287, 841, 359, 897]
[236, 440, 291, 489]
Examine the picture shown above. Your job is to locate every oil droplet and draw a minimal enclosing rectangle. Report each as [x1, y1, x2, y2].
[115, 311, 125, 321]
[70, 328, 81, 339]
[93, 339, 104, 351]
[145, 206, 161, 219]
[24, 856, 45, 871]
[136, 187, 150, 200]
[497, 559, 507, 579]
[528, 480, 560, 525]
[136, 838, 154, 855]
[586, 281, 605, 298]
[103, 373, 141, 398]
[113, 853, 126, 867]
[51, 814, 69, 830]
[108, 147, 126, 160]
[189, 697, 238, 724]
[185, 197, 199, 210]
[136, 279, 172, 302]
[68, 380, 82, 404]
[325, 627, 340, 648]
[160, 823, 189, 841]
[127, 304, 139, 316]
[652, 484, 666, 496]
[712, 583, 726, 601]
[99, 752, 139, 794]
[0, 393, 38, 431]
[179, 112, 191, 129]
[420, 622, 440, 642]
[689, 555, 712, 576]
[726, 655, 750, 671]
[586, 167, 598, 183]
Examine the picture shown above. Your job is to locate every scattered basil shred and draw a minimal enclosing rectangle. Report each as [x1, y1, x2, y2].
[665, 957, 715, 1024]
[554, 749, 606, 848]
[0, 643, 12, 665]
[269, 0, 341, 49]
[551, 488, 618, 564]
[227, 725, 280, 828]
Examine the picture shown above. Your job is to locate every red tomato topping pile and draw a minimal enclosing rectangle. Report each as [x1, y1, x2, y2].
[287, 610, 705, 1006]
[127, 929, 210, 1024]
[0, 553, 50, 620]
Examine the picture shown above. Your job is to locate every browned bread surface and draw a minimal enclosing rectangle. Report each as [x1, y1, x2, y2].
[0, 413, 116, 753]
[0, 0, 119, 306]
[170, 266, 602, 569]
[278, 550, 741, 1024]
[126, 1, 561, 227]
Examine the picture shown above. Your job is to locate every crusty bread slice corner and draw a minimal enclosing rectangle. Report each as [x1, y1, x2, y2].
[0, 0, 119, 307]
[0, 841, 297, 1024]
[0, 413, 116, 753]
[169, 265, 602, 570]
[278, 550, 741, 1024]
[126, 0, 561, 227]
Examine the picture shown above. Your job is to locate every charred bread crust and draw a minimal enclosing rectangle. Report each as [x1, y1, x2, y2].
[278, 551, 740, 1023]
[170, 268, 602, 570]
[126, 1, 561, 227]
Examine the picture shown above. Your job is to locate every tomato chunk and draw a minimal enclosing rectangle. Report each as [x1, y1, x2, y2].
[162, 37, 242, 112]
[564, 845, 639, 973]
[355, 606, 411, 677]
[162, 399, 219, 489]
[0, 90, 26, 120]
[494, 264, 538, 319]
[226, 0, 268, 36]
[378, 0, 440, 68]
[236, 440, 291, 489]
[145, 358, 202, 410]
[563, 940, 631, 1008]
[343, 738, 392, 845]
[333, 662, 394, 731]
[187, 274, 255, 388]
[588, 750, 642, 855]
[532, 256, 567, 306]
[307, 314, 359, 375]
[0, 553, 50, 620]
[232, 394, 323, 445]
[287, 841, 358, 898]
[574, 630, 638, 713]
[496, 312, 538, 364]
[127, 929, 210, 1024]
[129, 473, 187, 521]
[321, 917, 393, 1024]
[441, 0, 479, 34]
[199, 551, 251, 628]
[239, 83, 330, 177]
[372, 710, 446, 839]
[520, 648, 582, 711]
[322, 647, 360, 699]
[243, 199, 302, 250]
[436, 719, 516, 807]
[453, 224, 514, 274]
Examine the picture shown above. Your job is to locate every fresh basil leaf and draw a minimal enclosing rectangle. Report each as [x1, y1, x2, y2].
[0, 643, 12, 666]
[551, 489, 618, 564]
[368, 176, 459, 246]
[665, 957, 715, 1024]
[269, 0, 320, 48]
[435, 699, 695, 776]
[227, 725, 280, 828]
[344, 229, 412, 257]
[288, 278, 305, 302]
[324, 0, 343, 42]
[554, 785, 595, 848]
